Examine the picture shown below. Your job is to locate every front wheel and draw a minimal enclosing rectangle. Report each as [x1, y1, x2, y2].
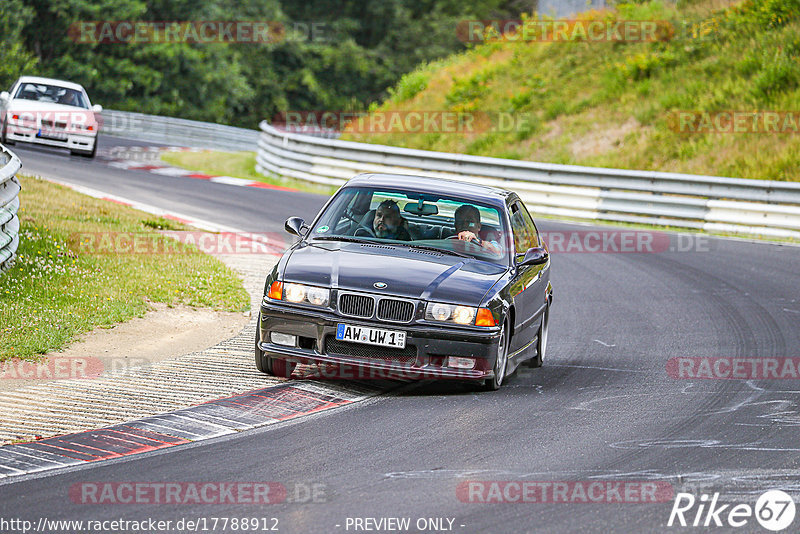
[71, 141, 97, 158]
[268, 357, 296, 378]
[483, 320, 509, 391]
[1, 118, 14, 146]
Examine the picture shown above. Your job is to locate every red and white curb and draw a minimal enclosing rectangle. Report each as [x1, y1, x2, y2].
[101, 146, 296, 192]
[0, 382, 382, 480]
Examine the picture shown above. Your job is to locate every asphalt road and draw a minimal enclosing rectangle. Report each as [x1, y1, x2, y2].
[3, 135, 800, 533]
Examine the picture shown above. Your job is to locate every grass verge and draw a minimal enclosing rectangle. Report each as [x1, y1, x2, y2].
[160, 150, 336, 195]
[0, 175, 250, 362]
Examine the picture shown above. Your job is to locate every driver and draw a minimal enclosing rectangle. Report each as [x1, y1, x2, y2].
[454, 204, 501, 254]
[59, 90, 79, 106]
[372, 200, 411, 241]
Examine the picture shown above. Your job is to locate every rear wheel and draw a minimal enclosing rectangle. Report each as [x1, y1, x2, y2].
[483, 320, 509, 391]
[528, 304, 550, 368]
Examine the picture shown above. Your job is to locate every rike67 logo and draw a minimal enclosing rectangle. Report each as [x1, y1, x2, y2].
[668, 490, 796, 531]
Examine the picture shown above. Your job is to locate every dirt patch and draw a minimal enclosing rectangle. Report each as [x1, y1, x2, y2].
[0, 303, 249, 391]
[569, 117, 641, 158]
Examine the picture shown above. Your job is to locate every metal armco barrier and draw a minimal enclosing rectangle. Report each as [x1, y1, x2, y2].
[257, 121, 800, 238]
[100, 110, 260, 152]
[0, 144, 22, 274]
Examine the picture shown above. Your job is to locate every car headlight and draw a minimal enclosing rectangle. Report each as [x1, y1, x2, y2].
[425, 302, 497, 326]
[266, 281, 330, 307]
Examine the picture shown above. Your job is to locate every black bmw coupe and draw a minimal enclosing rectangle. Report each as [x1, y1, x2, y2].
[256, 173, 552, 390]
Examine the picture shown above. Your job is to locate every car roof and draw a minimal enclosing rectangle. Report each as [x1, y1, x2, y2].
[344, 173, 515, 207]
[14, 76, 86, 92]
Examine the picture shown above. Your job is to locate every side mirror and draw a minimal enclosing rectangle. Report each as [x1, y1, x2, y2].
[518, 246, 549, 266]
[285, 216, 308, 237]
[91, 104, 103, 112]
[0, 92, 9, 102]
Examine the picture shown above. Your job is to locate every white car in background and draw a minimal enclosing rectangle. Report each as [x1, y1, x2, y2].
[0, 76, 102, 158]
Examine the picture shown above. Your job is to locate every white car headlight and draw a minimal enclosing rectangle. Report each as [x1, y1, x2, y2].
[306, 286, 329, 306]
[281, 283, 330, 307]
[425, 303, 477, 325]
[452, 306, 476, 325]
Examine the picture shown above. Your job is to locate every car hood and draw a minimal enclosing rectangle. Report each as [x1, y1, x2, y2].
[6, 99, 90, 113]
[284, 241, 507, 305]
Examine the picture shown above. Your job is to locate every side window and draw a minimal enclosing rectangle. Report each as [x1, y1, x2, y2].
[517, 202, 540, 248]
[510, 202, 538, 255]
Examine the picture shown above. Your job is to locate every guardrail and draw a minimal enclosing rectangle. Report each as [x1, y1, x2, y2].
[257, 121, 800, 239]
[0, 144, 22, 274]
[100, 110, 260, 152]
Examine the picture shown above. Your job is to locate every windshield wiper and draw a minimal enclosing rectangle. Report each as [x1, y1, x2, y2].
[312, 237, 472, 259]
[311, 235, 387, 246]
[398, 243, 472, 259]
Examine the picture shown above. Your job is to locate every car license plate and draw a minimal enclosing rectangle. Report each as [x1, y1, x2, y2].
[37, 129, 67, 141]
[336, 323, 406, 349]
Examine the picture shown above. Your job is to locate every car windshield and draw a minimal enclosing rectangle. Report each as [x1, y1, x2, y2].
[309, 186, 509, 264]
[13, 82, 89, 109]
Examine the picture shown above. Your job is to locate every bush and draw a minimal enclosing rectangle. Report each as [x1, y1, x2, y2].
[388, 70, 430, 103]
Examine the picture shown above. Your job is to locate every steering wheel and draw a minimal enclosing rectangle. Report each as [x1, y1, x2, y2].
[447, 234, 483, 246]
[354, 227, 377, 238]
[343, 210, 377, 237]
[446, 234, 484, 253]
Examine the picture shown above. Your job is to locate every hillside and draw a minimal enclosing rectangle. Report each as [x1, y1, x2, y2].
[343, 0, 800, 181]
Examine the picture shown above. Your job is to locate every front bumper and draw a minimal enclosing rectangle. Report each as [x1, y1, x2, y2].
[259, 300, 502, 381]
[6, 125, 96, 152]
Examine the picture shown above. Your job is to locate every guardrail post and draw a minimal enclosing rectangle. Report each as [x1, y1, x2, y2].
[0, 144, 22, 275]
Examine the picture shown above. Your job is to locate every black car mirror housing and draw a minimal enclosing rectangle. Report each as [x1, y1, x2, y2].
[285, 216, 309, 237]
[518, 246, 549, 266]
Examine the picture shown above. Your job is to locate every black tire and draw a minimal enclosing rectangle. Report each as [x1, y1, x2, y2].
[483, 320, 509, 391]
[2, 118, 15, 145]
[255, 331, 269, 373]
[269, 357, 296, 379]
[528, 304, 550, 368]
[83, 139, 98, 158]
[254, 327, 296, 378]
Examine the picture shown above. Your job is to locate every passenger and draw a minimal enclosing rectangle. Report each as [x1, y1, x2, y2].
[454, 204, 501, 254]
[372, 199, 411, 241]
